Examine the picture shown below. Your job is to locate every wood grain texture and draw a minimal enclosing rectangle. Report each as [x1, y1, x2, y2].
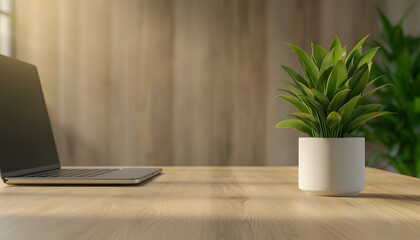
[13, 0, 418, 166]
[1, 167, 420, 240]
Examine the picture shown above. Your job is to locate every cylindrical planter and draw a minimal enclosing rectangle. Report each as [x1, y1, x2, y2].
[299, 137, 365, 196]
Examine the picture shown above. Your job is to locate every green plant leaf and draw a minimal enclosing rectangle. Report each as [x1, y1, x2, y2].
[371, 41, 391, 63]
[348, 49, 363, 77]
[329, 37, 343, 64]
[334, 48, 343, 64]
[300, 95, 326, 118]
[282, 65, 308, 89]
[335, 81, 350, 94]
[392, 24, 404, 49]
[354, 103, 383, 116]
[366, 75, 384, 87]
[345, 35, 370, 68]
[289, 112, 318, 123]
[316, 66, 333, 94]
[326, 111, 342, 129]
[275, 119, 312, 136]
[319, 49, 335, 75]
[347, 111, 392, 132]
[348, 64, 369, 99]
[326, 60, 348, 99]
[287, 43, 318, 87]
[396, 45, 411, 80]
[338, 95, 360, 124]
[327, 89, 351, 113]
[361, 83, 393, 101]
[329, 36, 341, 51]
[289, 112, 319, 132]
[311, 89, 329, 109]
[295, 81, 314, 98]
[357, 47, 380, 70]
[342, 45, 347, 59]
[329, 36, 342, 52]
[278, 95, 309, 113]
[311, 43, 327, 69]
[349, 64, 368, 89]
[390, 75, 409, 106]
[377, 7, 393, 43]
[280, 80, 302, 96]
[415, 97, 420, 114]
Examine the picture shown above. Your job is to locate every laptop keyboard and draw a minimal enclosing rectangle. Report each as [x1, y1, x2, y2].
[23, 168, 119, 178]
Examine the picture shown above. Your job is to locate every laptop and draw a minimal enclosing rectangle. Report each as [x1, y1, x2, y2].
[0, 54, 161, 185]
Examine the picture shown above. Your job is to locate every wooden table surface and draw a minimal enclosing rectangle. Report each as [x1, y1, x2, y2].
[1, 166, 420, 240]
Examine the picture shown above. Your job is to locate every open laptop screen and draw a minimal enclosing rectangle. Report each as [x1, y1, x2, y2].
[0, 55, 60, 177]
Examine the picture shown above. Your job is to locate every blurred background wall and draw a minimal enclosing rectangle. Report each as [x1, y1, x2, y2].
[9, 0, 420, 166]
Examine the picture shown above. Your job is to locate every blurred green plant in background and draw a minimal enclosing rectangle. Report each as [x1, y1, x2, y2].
[363, 8, 420, 177]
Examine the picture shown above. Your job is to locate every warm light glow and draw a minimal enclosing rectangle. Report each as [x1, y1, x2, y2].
[0, 0, 12, 56]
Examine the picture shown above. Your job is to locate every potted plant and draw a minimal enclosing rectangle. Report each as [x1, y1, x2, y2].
[362, 9, 420, 177]
[276, 35, 391, 196]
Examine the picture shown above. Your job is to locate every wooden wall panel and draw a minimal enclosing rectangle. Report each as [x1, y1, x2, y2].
[133, 0, 174, 165]
[13, 0, 418, 166]
[207, 0, 235, 166]
[230, 0, 267, 165]
[265, 0, 304, 166]
[55, 0, 79, 165]
[108, 0, 144, 166]
[173, 0, 215, 165]
[75, 1, 111, 165]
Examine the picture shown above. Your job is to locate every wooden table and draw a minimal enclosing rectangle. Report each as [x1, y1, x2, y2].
[1, 167, 420, 240]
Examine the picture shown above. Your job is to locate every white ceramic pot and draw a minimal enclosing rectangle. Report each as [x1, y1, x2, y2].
[298, 137, 365, 196]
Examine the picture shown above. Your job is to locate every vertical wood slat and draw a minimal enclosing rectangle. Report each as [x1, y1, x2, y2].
[173, 0, 267, 165]
[208, 0, 234, 165]
[230, 0, 267, 165]
[73, 1, 111, 165]
[56, 0, 79, 165]
[109, 0, 142, 166]
[13, 0, 414, 166]
[141, 0, 175, 165]
[174, 0, 237, 165]
[173, 0, 213, 165]
[265, 0, 301, 166]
